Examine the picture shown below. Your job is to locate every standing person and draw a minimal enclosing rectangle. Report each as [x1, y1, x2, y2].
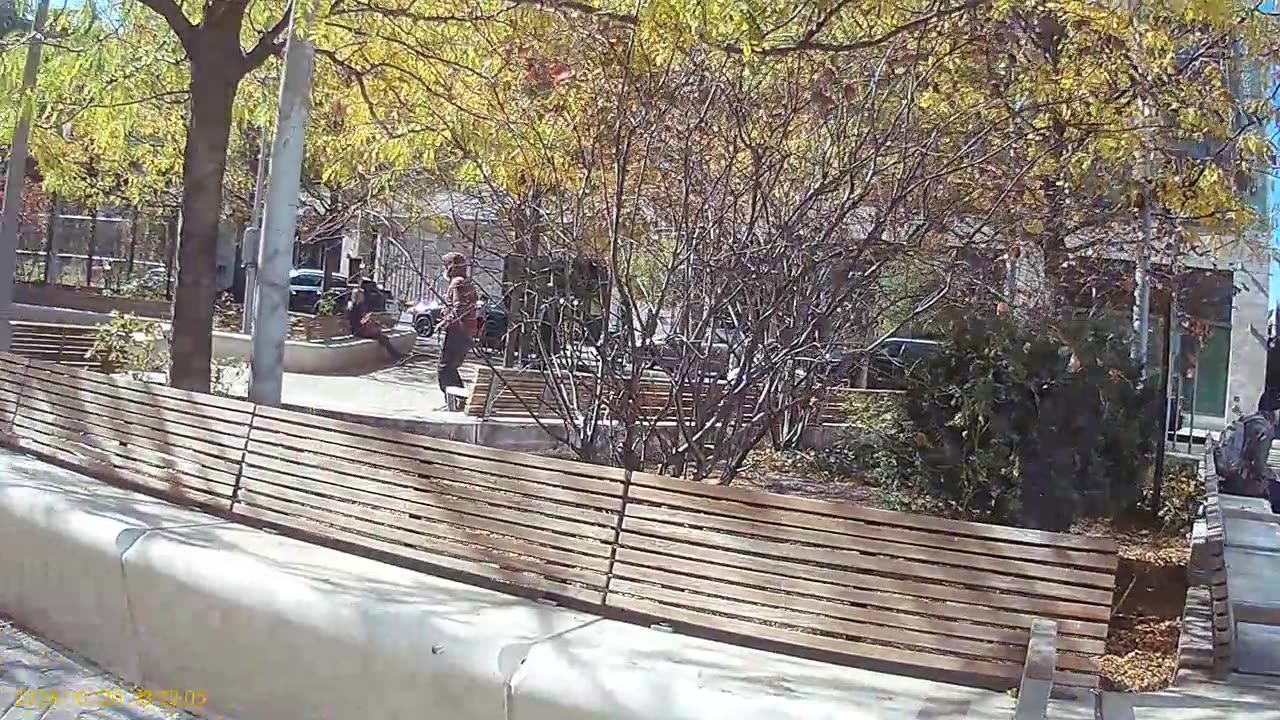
[436, 252, 478, 411]
[348, 288, 404, 362]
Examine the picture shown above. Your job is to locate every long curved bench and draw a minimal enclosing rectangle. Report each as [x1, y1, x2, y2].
[0, 352, 1119, 717]
[0, 451, 1044, 720]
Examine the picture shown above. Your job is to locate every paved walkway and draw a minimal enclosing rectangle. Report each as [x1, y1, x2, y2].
[1220, 495, 1280, 676]
[213, 335, 479, 423]
[0, 620, 201, 720]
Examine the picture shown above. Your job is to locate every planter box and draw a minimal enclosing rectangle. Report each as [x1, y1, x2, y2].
[211, 328, 416, 375]
[15, 283, 170, 319]
[300, 315, 348, 342]
[299, 312, 399, 342]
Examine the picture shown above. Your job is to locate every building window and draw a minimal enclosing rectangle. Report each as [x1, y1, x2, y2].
[1180, 322, 1232, 418]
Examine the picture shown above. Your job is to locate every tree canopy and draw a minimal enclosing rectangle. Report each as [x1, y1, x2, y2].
[0, 0, 1275, 402]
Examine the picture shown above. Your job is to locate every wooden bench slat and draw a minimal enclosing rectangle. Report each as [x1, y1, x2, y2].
[6, 432, 235, 507]
[0, 384, 21, 406]
[233, 503, 605, 605]
[628, 471, 1118, 553]
[257, 403, 631, 481]
[239, 462, 616, 558]
[24, 368, 252, 428]
[618, 533, 1110, 624]
[608, 576, 1049, 664]
[609, 563, 1104, 659]
[628, 490, 1117, 575]
[237, 487, 609, 591]
[247, 433, 620, 524]
[28, 361, 254, 415]
[13, 414, 240, 492]
[244, 445, 617, 540]
[613, 547, 1109, 642]
[250, 414, 627, 499]
[238, 480, 611, 574]
[608, 594, 1027, 685]
[15, 404, 243, 479]
[20, 381, 250, 454]
[622, 518, 1114, 606]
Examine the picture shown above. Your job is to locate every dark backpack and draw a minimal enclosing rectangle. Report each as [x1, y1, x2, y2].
[1214, 415, 1269, 479]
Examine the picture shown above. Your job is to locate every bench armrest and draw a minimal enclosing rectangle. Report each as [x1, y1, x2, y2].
[1014, 619, 1058, 720]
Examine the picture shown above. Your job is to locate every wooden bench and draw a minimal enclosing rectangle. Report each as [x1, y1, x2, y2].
[11, 322, 105, 371]
[605, 472, 1118, 691]
[0, 353, 29, 438]
[0, 353, 1120, 696]
[3, 358, 254, 511]
[232, 407, 627, 605]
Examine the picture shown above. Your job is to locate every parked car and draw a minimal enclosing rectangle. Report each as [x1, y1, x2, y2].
[815, 337, 941, 389]
[289, 269, 347, 313]
[140, 266, 170, 292]
[638, 311, 742, 378]
[410, 295, 508, 349]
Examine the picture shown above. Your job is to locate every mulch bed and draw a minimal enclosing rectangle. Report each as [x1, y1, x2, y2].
[1092, 524, 1189, 692]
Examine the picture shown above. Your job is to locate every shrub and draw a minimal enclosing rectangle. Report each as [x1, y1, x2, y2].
[900, 311, 1160, 531]
[88, 312, 164, 374]
[105, 275, 167, 300]
[1145, 459, 1203, 535]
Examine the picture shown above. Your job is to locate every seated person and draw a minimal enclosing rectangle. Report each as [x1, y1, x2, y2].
[1216, 401, 1279, 513]
[347, 288, 403, 361]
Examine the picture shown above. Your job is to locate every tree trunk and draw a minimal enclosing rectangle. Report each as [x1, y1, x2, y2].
[168, 58, 239, 392]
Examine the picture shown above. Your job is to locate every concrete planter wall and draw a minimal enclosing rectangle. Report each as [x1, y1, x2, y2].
[12, 306, 413, 377]
[15, 283, 171, 318]
[211, 328, 416, 375]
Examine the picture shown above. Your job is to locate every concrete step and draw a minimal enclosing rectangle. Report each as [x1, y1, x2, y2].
[1100, 673, 1280, 720]
[1049, 697, 1097, 719]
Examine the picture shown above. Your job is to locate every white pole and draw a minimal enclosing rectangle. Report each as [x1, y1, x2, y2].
[1132, 184, 1152, 374]
[249, 5, 315, 405]
[240, 131, 271, 335]
[0, 0, 50, 352]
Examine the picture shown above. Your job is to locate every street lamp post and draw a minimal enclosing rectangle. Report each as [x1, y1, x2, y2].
[248, 3, 316, 405]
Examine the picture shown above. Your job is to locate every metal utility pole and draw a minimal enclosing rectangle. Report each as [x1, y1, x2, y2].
[1132, 183, 1153, 374]
[240, 130, 271, 335]
[0, 0, 50, 352]
[249, 4, 316, 405]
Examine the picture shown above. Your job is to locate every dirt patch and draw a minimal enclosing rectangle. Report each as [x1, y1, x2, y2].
[1098, 529, 1189, 692]
[1100, 615, 1182, 692]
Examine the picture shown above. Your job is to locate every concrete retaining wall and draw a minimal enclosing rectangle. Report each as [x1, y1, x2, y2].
[212, 329, 417, 375]
[0, 448, 1020, 720]
[15, 283, 171, 318]
[12, 305, 414, 376]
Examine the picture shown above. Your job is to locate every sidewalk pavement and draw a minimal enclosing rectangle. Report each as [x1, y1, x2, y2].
[0, 620, 198, 720]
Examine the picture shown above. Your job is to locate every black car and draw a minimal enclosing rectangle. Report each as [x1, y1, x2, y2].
[410, 295, 508, 349]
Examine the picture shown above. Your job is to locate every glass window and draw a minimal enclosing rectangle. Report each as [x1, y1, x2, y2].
[293, 274, 322, 288]
[1180, 323, 1231, 418]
